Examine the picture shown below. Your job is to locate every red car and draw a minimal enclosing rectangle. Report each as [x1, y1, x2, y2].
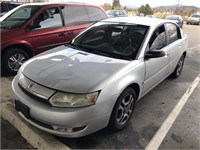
[1, 3, 107, 75]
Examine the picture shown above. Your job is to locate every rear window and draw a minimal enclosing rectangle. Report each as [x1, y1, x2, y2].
[61, 5, 89, 26]
[85, 6, 107, 22]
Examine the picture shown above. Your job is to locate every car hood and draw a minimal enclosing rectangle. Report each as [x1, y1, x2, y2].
[1, 28, 16, 39]
[21, 45, 129, 93]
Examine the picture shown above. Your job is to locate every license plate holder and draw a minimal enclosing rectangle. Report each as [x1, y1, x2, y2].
[15, 100, 30, 119]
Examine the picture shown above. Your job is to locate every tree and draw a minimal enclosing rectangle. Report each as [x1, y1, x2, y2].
[102, 3, 112, 11]
[138, 4, 154, 16]
[112, 0, 121, 10]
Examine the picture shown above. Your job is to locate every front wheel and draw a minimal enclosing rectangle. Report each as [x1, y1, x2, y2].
[2, 48, 29, 75]
[170, 55, 185, 78]
[108, 87, 137, 131]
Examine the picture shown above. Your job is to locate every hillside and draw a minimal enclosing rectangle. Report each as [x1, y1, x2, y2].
[154, 5, 200, 11]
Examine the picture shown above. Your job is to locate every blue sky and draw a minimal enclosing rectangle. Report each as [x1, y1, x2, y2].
[57, 0, 200, 7]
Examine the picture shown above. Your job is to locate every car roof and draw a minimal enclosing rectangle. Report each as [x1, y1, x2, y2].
[102, 16, 168, 28]
[167, 15, 181, 17]
[1, 1, 22, 4]
[191, 13, 200, 15]
[18, 2, 87, 6]
[0, 2, 102, 22]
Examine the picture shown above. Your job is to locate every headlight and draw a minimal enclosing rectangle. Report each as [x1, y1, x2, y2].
[17, 68, 22, 79]
[49, 92, 99, 107]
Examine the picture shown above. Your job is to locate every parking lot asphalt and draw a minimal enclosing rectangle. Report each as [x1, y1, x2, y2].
[1, 24, 200, 149]
[1, 118, 28, 149]
[159, 82, 200, 149]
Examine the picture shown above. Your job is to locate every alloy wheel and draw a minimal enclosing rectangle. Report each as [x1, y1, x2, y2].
[116, 94, 134, 126]
[8, 53, 27, 71]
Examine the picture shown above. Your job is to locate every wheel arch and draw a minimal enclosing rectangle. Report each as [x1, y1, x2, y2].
[183, 51, 187, 58]
[2, 44, 33, 57]
[127, 83, 140, 100]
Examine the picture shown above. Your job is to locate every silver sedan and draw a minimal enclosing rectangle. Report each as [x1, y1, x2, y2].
[12, 17, 188, 137]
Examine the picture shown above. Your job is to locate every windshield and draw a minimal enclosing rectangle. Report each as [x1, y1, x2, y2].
[1, 5, 40, 29]
[166, 16, 179, 20]
[191, 14, 200, 18]
[107, 10, 116, 15]
[70, 22, 149, 60]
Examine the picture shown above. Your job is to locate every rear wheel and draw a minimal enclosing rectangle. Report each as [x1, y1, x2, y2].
[2, 48, 29, 75]
[108, 87, 137, 130]
[170, 55, 185, 78]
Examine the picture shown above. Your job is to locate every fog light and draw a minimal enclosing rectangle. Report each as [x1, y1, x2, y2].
[52, 125, 86, 132]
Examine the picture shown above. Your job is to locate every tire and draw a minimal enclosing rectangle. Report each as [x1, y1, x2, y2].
[170, 55, 185, 78]
[2, 48, 29, 75]
[108, 87, 137, 131]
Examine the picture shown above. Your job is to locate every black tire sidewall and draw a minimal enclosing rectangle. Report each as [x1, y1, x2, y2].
[2, 48, 29, 75]
[108, 87, 137, 131]
[171, 55, 185, 78]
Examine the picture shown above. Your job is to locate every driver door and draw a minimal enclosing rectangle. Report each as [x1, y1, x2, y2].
[28, 7, 66, 55]
[143, 24, 170, 94]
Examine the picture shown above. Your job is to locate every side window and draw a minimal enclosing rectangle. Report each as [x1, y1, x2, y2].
[165, 23, 179, 44]
[11, 7, 32, 19]
[1, 3, 7, 13]
[85, 6, 107, 22]
[62, 6, 89, 26]
[32, 7, 62, 30]
[8, 4, 19, 10]
[149, 25, 166, 50]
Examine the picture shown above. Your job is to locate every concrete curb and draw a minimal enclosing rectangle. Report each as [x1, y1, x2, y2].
[1, 94, 71, 150]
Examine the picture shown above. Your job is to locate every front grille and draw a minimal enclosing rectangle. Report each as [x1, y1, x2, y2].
[19, 84, 51, 106]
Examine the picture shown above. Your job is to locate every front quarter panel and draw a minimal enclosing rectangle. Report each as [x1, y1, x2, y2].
[92, 59, 145, 105]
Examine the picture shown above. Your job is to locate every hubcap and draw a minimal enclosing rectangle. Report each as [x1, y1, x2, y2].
[8, 54, 27, 71]
[116, 94, 134, 126]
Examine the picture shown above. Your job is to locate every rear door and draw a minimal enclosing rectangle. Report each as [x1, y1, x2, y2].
[29, 6, 66, 55]
[165, 23, 183, 74]
[61, 5, 91, 41]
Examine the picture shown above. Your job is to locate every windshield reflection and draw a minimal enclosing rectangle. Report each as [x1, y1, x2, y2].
[70, 22, 149, 60]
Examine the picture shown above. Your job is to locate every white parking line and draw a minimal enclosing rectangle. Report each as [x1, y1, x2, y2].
[145, 74, 200, 150]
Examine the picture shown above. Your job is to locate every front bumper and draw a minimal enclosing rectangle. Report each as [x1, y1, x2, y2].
[12, 76, 117, 137]
[187, 19, 200, 24]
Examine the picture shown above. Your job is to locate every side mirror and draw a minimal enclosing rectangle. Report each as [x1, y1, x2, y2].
[145, 50, 165, 59]
[26, 21, 41, 31]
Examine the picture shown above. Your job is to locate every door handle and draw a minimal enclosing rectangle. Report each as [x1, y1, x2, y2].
[59, 32, 66, 37]
[68, 31, 74, 36]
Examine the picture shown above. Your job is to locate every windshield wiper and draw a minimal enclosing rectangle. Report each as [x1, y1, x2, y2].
[65, 43, 131, 60]
[65, 43, 90, 52]
[66, 43, 96, 52]
[103, 51, 132, 60]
